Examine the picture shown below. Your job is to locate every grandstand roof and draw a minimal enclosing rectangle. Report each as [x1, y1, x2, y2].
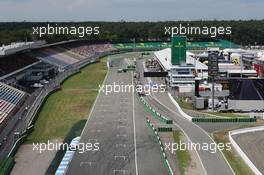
[154, 48, 174, 71]
[0, 41, 45, 56]
[154, 48, 207, 71]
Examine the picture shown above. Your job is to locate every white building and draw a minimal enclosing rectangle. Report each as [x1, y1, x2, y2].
[154, 48, 208, 90]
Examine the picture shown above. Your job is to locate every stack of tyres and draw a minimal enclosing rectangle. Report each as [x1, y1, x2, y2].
[158, 127, 173, 132]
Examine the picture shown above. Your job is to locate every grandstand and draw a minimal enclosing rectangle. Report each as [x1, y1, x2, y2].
[64, 43, 116, 57]
[32, 43, 115, 68]
[32, 48, 80, 67]
[51, 46, 86, 60]
[0, 82, 25, 124]
[0, 53, 38, 77]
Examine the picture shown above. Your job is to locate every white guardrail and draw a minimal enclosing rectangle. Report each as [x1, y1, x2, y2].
[229, 126, 264, 175]
[167, 92, 192, 121]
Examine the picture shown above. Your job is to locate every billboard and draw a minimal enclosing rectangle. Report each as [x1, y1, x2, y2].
[171, 36, 186, 65]
[208, 53, 219, 78]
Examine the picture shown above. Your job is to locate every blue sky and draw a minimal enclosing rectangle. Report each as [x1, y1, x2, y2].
[0, 0, 264, 21]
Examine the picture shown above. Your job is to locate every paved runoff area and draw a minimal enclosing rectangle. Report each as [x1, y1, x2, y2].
[11, 140, 60, 175]
[66, 53, 166, 175]
[234, 131, 264, 173]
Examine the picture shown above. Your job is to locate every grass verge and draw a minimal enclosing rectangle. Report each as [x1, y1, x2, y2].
[176, 98, 194, 110]
[173, 130, 191, 175]
[213, 130, 255, 175]
[176, 98, 249, 118]
[207, 112, 248, 118]
[26, 58, 107, 143]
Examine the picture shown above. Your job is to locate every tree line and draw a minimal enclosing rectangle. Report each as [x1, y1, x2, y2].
[0, 20, 263, 46]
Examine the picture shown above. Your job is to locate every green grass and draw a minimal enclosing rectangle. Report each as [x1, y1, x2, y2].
[26, 58, 107, 143]
[173, 130, 191, 175]
[176, 98, 249, 119]
[207, 112, 249, 118]
[213, 131, 255, 175]
[176, 99, 194, 110]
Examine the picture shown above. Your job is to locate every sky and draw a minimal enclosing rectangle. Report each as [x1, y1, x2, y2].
[0, 0, 264, 22]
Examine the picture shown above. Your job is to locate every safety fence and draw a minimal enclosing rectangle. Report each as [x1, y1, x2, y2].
[139, 96, 173, 124]
[192, 117, 257, 123]
[146, 118, 174, 175]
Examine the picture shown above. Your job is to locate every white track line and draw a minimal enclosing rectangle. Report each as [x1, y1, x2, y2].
[167, 92, 235, 174]
[132, 72, 139, 175]
[151, 94, 207, 175]
[79, 58, 110, 137]
[153, 93, 236, 175]
[65, 58, 110, 173]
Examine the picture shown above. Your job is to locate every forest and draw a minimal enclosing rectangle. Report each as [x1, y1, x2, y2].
[0, 20, 263, 45]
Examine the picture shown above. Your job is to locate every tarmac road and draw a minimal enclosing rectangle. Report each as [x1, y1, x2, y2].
[137, 58, 234, 175]
[66, 53, 166, 175]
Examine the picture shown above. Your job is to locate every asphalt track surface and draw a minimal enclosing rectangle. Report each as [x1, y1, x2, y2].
[66, 54, 166, 175]
[234, 131, 264, 173]
[137, 59, 234, 175]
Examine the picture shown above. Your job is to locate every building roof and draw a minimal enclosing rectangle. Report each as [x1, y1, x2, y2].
[227, 69, 257, 74]
[154, 48, 207, 71]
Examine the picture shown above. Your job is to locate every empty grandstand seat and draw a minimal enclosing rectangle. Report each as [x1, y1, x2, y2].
[0, 83, 25, 124]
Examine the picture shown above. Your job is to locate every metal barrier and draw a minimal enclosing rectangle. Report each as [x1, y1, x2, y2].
[139, 96, 173, 124]
[146, 118, 174, 175]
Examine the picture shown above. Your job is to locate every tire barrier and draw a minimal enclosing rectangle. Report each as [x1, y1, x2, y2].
[139, 96, 173, 124]
[127, 65, 136, 69]
[146, 118, 174, 175]
[192, 117, 257, 123]
[158, 127, 173, 132]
